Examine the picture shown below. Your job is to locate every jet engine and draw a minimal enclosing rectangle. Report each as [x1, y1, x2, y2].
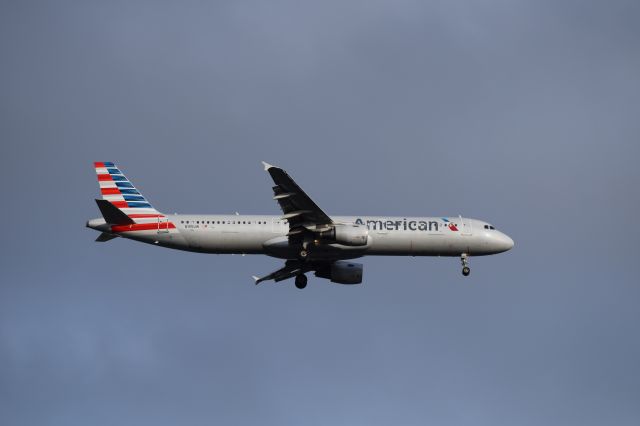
[318, 224, 369, 246]
[315, 261, 363, 284]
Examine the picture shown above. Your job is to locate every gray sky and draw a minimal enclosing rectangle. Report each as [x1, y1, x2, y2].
[1, 1, 639, 425]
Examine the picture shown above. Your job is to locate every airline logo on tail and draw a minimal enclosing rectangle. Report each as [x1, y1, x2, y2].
[94, 162, 176, 232]
[95, 162, 155, 210]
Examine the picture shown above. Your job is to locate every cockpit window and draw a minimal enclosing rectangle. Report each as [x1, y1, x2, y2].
[484, 224, 496, 230]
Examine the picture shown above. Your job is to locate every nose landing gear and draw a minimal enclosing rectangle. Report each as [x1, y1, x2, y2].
[295, 274, 308, 289]
[461, 253, 471, 276]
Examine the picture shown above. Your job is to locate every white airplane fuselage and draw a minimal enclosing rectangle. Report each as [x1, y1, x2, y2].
[87, 214, 514, 260]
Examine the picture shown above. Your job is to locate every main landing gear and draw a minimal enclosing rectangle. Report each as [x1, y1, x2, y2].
[461, 253, 471, 277]
[297, 239, 311, 260]
[295, 274, 308, 289]
[295, 241, 312, 288]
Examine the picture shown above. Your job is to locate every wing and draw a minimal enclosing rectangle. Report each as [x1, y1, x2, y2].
[262, 162, 333, 232]
[253, 260, 308, 284]
[252, 259, 337, 285]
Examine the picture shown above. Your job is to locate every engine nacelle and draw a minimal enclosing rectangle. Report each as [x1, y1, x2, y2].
[315, 261, 363, 285]
[319, 224, 369, 246]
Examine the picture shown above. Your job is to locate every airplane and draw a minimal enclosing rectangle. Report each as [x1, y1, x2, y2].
[87, 161, 514, 289]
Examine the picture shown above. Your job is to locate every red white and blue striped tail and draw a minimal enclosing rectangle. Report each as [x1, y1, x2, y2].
[94, 162, 163, 219]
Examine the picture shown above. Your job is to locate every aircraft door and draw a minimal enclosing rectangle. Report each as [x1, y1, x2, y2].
[157, 216, 170, 234]
[460, 215, 472, 236]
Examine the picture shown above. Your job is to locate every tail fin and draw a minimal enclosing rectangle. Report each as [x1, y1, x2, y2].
[94, 162, 162, 219]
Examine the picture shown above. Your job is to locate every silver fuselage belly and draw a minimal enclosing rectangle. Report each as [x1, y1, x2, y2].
[92, 214, 514, 259]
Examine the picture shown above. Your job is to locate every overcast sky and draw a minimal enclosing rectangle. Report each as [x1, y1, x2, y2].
[1, 1, 639, 425]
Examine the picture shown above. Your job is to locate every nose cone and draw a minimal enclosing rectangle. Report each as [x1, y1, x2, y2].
[496, 232, 514, 253]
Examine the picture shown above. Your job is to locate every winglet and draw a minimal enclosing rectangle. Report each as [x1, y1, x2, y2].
[261, 161, 274, 171]
[252, 275, 263, 285]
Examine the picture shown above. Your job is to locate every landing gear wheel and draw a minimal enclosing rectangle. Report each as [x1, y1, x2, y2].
[299, 249, 308, 260]
[460, 253, 470, 277]
[295, 274, 307, 289]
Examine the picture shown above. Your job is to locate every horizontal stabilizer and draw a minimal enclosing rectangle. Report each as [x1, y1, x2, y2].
[95, 232, 118, 242]
[95, 199, 135, 225]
